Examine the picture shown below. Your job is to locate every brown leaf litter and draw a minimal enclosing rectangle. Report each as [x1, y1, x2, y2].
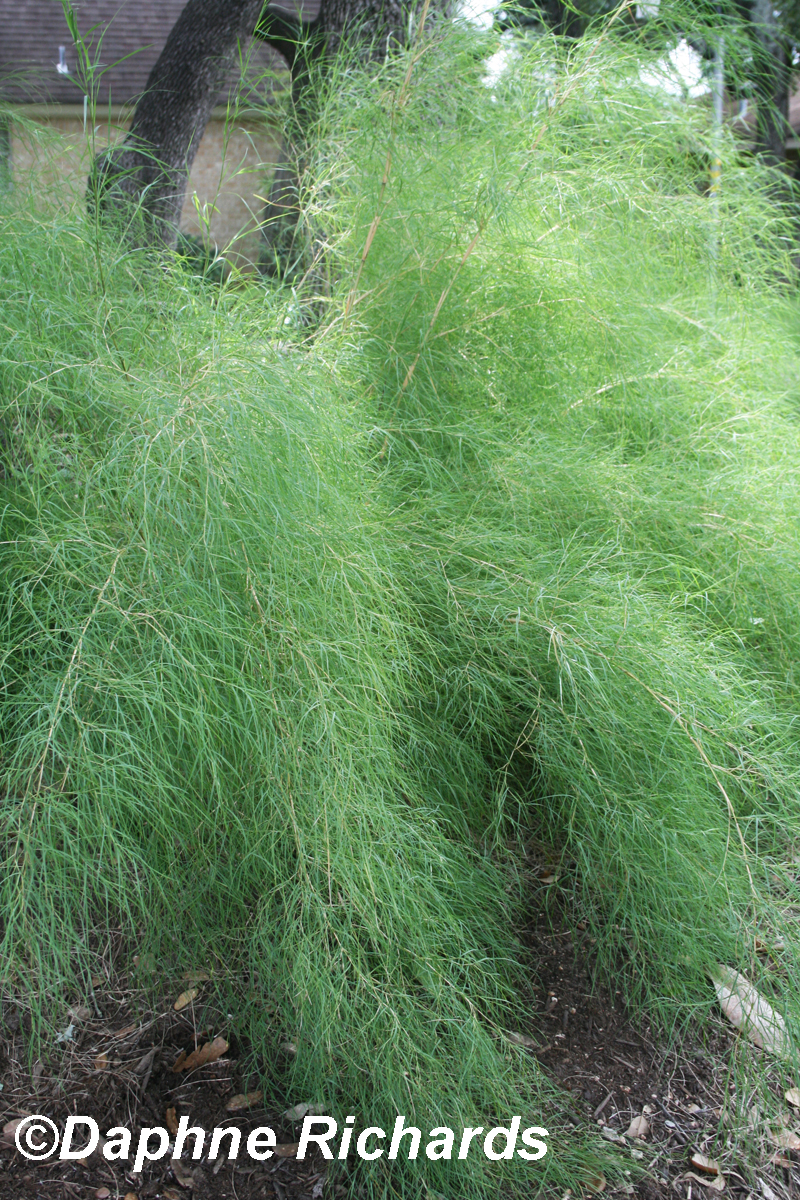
[1, 902, 799, 1200]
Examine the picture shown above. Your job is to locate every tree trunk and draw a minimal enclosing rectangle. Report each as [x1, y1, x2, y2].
[256, 12, 323, 278]
[257, 0, 433, 277]
[91, 0, 268, 247]
[749, 0, 789, 165]
[91, 0, 440, 255]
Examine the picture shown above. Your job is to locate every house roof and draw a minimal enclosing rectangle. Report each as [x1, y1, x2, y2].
[6, 4, 798, 133]
[0, 0, 298, 107]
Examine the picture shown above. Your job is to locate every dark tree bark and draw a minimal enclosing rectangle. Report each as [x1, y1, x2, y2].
[254, 6, 325, 278]
[749, 0, 789, 165]
[91, 0, 267, 246]
[91, 0, 438, 256]
[256, 0, 434, 276]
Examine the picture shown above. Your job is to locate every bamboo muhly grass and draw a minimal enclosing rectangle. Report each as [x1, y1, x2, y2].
[2, 17, 800, 1199]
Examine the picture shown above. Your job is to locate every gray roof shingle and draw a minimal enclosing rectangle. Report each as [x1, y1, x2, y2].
[0, 0, 290, 106]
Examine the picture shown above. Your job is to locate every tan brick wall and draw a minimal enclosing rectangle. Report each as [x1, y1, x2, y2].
[9, 108, 281, 271]
[179, 119, 281, 270]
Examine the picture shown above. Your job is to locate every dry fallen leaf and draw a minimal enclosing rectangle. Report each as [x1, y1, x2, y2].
[690, 1153, 721, 1175]
[165, 1107, 180, 1137]
[95, 1190, 111, 1200]
[280, 1041, 297, 1056]
[1, 1119, 22, 1145]
[113, 1024, 138, 1039]
[182, 969, 211, 983]
[177, 1035, 229, 1073]
[770, 1129, 800, 1151]
[587, 1175, 606, 1193]
[683, 1173, 725, 1193]
[123, 1194, 138, 1200]
[162, 1191, 182, 1200]
[131, 1051, 155, 1083]
[225, 1091, 263, 1112]
[171, 1158, 194, 1189]
[710, 966, 791, 1058]
[283, 1103, 325, 1121]
[173, 988, 199, 1012]
[755, 937, 785, 954]
[600, 1127, 624, 1143]
[94, 1052, 109, 1072]
[284, 1103, 310, 1121]
[772, 1154, 792, 1169]
[786, 1088, 800, 1108]
[508, 1032, 538, 1048]
[274, 1143, 300, 1158]
[625, 1115, 650, 1140]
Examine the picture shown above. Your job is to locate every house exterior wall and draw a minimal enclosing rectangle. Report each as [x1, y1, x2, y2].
[8, 106, 282, 271]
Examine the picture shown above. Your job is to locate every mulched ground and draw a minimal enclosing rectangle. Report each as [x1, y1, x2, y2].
[524, 905, 800, 1200]
[0, 981, 331, 1200]
[1, 903, 798, 1200]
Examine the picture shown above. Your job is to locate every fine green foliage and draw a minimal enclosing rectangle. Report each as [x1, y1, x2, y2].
[2, 16, 800, 1198]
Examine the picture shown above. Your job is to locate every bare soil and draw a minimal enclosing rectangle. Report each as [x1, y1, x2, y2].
[0, 905, 797, 1200]
[524, 904, 799, 1200]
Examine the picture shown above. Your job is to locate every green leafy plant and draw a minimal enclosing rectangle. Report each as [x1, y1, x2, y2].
[2, 14, 800, 1199]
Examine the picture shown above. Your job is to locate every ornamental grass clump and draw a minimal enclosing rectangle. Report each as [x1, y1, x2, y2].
[2, 14, 800, 1199]
[315, 0, 800, 1065]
